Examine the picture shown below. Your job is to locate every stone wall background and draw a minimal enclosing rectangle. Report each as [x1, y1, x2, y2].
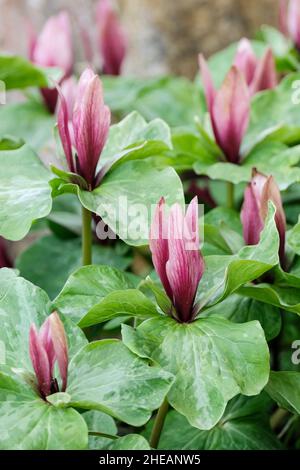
[0, 0, 279, 78]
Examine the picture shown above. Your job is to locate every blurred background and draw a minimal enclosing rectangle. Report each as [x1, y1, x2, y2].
[0, 0, 278, 78]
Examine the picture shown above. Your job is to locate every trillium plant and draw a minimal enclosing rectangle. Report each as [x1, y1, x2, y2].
[1, 0, 300, 453]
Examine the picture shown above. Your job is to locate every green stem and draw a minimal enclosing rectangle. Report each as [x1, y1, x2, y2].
[88, 431, 118, 441]
[277, 415, 298, 440]
[270, 408, 289, 431]
[226, 181, 234, 209]
[150, 397, 169, 449]
[82, 206, 92, 266]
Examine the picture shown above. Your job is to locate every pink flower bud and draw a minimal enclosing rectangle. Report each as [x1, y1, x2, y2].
[234, 39, 277, 95]
[150, 198, 205, 323]
[29, 312, 68, 399]
[28, 12, 74, 113]
[57, 68, 111, 188]
[96, 0, 127, 75]
[241, 169, 286, 268]
[199, 56, 250, 164]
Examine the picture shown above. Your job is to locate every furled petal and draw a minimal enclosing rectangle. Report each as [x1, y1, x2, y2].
[60, 77, 78, 120]
[75, 68, 95, 104]
[250, 169, 269, 202]
[49, 312, 68, 392]
[96, 0, 127, 75]
[199, 54, 216, 115]
[212, 66, 250, 163]
[149, 198, 172, 300]
[29, 325, 51, 398]
[288, 0, 300, 49]
[32, 12, 73, 76]
[73, 69, 111, 185]
[39, 318, 56, 375]
[241, 185, 264, 246]
[57, 84, 75, 173]
[250, 48, 277, 95]
[234, 38, 258, 86]
[185, 197, 205, 278]
[260, 175, 286, 267]
[166, 201, 203, 323]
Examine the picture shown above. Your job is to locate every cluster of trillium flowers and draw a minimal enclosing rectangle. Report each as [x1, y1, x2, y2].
[19, 0, 297, 399]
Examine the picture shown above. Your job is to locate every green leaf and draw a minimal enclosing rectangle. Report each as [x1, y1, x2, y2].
[243, 73, 300, 150]
[139, 276, 172, 315]
[0, 270, 172, 444]
[83, 410, 117, 450]
[54, 265, 134, 322]
[122, 315, 270, 430]
[265, 371, 300, 414]
[203, 207, 242, 234]
[103, 75, 203, 127]
[166, 129, 217, 172]
[0, 101, 55, 150]
[238, 284, 300, 316]
[16, 235, 132, 299]
[201, 207, 244, 255]
[194, 141, 300, 190]
[0, 144, 52, 240]
[0, 136, 24, 150]
[0, 55, 61, 90]
[78, 160, 184, 246]
[0, 268, 87, 370]
[79, 289, 158, 328]
[287, 218, 300, 255]
[47, 194, 82, 235]
[204, 294, 281, 341]
[144, 395, 281, 450]
[67, 339, 174, 427]
[0, 372, 88, 450]
[277, 310, 300, 372]
[100, 111, 172, 170]
[109, 435, 150, 450]
[259, 26, 297, 72]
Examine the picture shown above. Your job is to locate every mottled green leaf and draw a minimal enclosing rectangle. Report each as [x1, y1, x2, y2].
[0, 101, 55, 150]
[100, 111, 172, 169]
[54, 265, 134, 322]
[0, 269, 87, 370]
[83, 410, 117, 450]
[109, 435, 150, 450]
[122, 315, 270, 430]
[0, 372, 88, 450]
[16, 235, 132, 299]
[78, 160, 184, 246]
[204, 294, 281, 341]
[194, 141, 300, 190]
[144, 395, 281, 450]
[67, 339, 174, 427]
[266, 371, 300, 414]
[103, 75, 202, 127]
[0, 55, 61, 90]
[79, 289, 158, 328]
[0, 144, 52, 240]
